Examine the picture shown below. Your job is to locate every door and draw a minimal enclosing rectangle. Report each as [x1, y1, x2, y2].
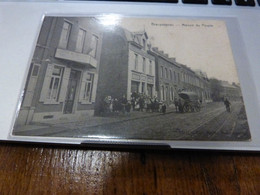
[63, 69, 80, 114]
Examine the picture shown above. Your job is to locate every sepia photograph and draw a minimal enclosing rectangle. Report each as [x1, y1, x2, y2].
[12, 16, 251, 141]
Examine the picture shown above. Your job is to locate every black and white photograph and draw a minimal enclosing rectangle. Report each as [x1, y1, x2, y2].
[12, 16, 251, 141]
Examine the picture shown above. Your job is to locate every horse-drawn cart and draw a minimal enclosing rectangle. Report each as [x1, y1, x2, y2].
[178, 92, 201, 113]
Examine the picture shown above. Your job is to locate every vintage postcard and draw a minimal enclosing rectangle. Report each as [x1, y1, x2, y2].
[12, 16, 251, 141]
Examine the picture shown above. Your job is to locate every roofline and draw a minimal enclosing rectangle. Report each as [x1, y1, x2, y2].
[148, 50, 180, 68]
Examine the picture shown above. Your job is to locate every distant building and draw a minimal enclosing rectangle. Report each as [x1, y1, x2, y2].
[149, 48, 181, 105]
[15, 17, 103, 126]
[178, 65, 211, 102]
[220, 81, 242, 101]
[194, 70, 212, 102]
[95, 27, 156, 114]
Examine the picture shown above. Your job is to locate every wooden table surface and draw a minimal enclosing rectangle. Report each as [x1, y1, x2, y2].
[0, 143, 260, 194]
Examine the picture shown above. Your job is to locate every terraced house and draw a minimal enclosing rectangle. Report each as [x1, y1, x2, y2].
[179, 64, 211, 103]
[15, 17, 103, 126]
[95, 27, 156, 114]
[149, 48, 181, 105]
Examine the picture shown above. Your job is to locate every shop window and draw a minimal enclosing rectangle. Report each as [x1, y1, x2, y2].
[47, 66, 64, 101]
[75, 28, 86, 53]
[59, 21, 72, 49]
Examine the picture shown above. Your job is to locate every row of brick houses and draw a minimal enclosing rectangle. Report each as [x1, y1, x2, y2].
[15, 17, 238, 126]
[149, 48, 212, 105]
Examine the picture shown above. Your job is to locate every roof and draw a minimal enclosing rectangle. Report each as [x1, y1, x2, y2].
[220, 81, 237, 89]
[179, 92, 199, 100]
[122, 28, 148, 46]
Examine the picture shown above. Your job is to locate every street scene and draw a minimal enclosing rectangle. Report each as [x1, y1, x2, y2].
[12, 16, 251, 141]
[14, 101, 249, 141]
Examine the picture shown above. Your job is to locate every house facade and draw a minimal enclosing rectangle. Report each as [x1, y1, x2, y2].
[15, 17, 103, 126]
[179, 64, 211, 102]
[220, 81, 242, 101]
[95, 27, 156, 114]
[149, 48, 181, 105]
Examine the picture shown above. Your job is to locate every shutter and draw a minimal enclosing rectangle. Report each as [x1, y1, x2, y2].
[58, 67, 71, 102]
[78, 71, 88, 103]
[91, 73, 98, 103]
[39, 64, 54, 102]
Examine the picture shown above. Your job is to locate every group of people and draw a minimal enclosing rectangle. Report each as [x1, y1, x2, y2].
[102, 92, 167, 115]
[101, 93, 232, 116]
[131, 92, 167, 113]
[130, 92, 162, 113]
[103, 95, 131, 114]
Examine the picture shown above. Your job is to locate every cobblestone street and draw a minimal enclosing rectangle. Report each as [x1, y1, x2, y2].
[14, 101, 250, 141]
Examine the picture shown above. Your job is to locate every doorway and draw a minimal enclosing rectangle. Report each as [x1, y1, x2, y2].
[63, 69, 80, 114]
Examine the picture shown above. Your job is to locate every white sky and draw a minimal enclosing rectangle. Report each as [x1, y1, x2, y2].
[99, 16, 239, 83]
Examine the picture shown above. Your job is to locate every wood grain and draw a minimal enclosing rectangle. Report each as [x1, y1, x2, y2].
[0, 143, 260, 194]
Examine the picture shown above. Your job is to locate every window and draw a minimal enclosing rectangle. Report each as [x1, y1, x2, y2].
[142, 57, 146, 73]
[75, 28, 86, 53]
[161, 66, 164, 78]
[149, 60, 152, 75]
[83, 73, 94, 102]
[134, 54, 138, 71]
[165, 86, 168, 101]
[169, 70, 172, 80]
[171, 87, 174, 100]
[165, 68, 168, 79]
[47, 66, 64, 101]
[31, 64, 40, 77]
[143, 39, 146, 50]
[174, 71, 176, 82]
[161, 86, 165, 100]
[89, 35, 98, 57]
[178, 73, 180, 83]
[59, 21, 72, 49]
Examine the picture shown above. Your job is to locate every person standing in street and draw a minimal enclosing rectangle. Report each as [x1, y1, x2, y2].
[139, 95, 145, 112]
[120, 95, 128, 114]
[161, 102, 166, 114]
[174, 97, 179, 112]
[224, 98, 231, 112]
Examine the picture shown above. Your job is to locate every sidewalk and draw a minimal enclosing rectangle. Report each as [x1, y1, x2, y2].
[13, 106, 177, 136]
